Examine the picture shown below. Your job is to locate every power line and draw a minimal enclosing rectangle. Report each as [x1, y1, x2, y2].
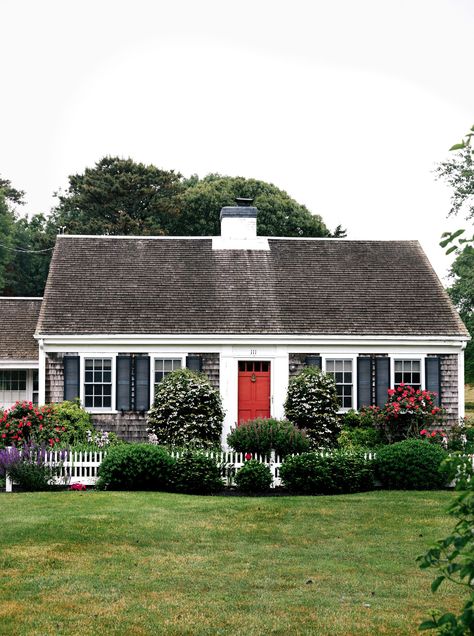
[0, 242, 55, 253]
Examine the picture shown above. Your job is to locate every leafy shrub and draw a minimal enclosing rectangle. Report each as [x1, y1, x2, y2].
[280, 451, 374, 495]
[417, 455, 474, 634]
[0, 400, 94, 448]
[0, 444, 67, 491]
[227, 417, 310, 457]
[96, 444, 175, 490]
[374, 440, 449, 490]
[379, 385, 445, 444]
[338, 426, 383, 450]
[147, 369, 224, 448]
[284, 366, 340, 448]
[52, 400, 93, 444]
[172, 450, 224, 494]
[447, 420, 474, 453]
[234, 459, 273, 493]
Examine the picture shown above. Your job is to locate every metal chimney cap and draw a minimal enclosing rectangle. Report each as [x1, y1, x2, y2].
[235, 197, 254, 207]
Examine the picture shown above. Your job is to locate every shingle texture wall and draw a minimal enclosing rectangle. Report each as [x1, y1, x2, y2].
[440, 354, 459, 426]
[198, 353, 219, 389]
[0, 299, 41, 359]
[92, 413, 148, 442]
[37, 237, 468, 337]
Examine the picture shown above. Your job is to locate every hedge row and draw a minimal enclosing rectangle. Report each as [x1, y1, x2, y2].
[95, 440, 450, 494]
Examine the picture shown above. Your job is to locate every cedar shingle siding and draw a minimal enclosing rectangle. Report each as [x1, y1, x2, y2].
[37, 237, 468, 338]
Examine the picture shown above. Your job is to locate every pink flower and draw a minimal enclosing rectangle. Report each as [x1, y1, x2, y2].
[420, 429, 427, 435]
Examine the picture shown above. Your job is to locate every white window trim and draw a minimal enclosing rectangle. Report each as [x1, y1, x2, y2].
[322, 355, 357, 412]
[150, 354, 187, 405]
[79, 353, 117, 413]
[390, 355, 426, 391]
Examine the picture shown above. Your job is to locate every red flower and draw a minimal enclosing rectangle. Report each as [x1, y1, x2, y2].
[244, 453, 252, 460]
[420, 429, 427, 435]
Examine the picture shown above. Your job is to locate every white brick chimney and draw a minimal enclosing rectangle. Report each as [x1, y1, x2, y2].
[212, 197, 269, 251]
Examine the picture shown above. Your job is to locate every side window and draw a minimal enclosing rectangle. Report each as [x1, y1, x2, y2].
[84, 358, 112, 408]
[0, 369, 28, 407]
[154, 359, 182, 393]
[326, 359, 353, 409]
[394, 359, 421, 390]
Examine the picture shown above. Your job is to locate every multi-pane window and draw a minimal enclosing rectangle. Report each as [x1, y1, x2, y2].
[84, 358, 112, 408]
[154, 359, 181, 391]
[0, 369, 28, 408]
[394, 359, 421, 390]
[326, 359, 353, 409]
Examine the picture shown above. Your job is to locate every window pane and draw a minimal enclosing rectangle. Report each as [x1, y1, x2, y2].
[164, 359, 173, 371]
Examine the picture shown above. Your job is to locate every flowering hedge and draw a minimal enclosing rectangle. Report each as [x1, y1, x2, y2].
[147, 369, 224, 448]
[284, 366, 340, 448]
[0, 400, 94, 448]
[379, 384, 445, 443]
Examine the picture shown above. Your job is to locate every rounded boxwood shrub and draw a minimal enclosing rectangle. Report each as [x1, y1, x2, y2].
[337, 426, 383, 450]
[147, 369, 224, 448]
[280, 451, 374, 495]
[227, 417, 310, 457]
[234, 459, 273, 493]
[96, 444, 175, 490]
[172, 450, 224, 494]
[374, 439, 449, 490]
[284, 366, 340, 448]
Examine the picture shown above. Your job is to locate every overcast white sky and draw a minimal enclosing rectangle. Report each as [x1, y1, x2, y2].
[1, 0, 473, 281]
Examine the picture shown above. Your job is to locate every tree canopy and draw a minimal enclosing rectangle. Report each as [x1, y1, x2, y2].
[174, 174, 337, 238]
[1, 158, 342, 297]
[448, 246, 474, 383]
[49, 157, 183, 236]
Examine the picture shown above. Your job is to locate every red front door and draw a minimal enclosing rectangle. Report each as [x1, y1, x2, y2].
[238, 361, 271, 424]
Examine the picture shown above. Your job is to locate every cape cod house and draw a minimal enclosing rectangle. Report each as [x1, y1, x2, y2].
[0, 200, 469, 442]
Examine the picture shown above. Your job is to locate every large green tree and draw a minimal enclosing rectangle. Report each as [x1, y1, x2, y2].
[448, 246, 474, 383]
[49, 156, 183, 236]
[175, 174, 340, 237]
[0, 177, 23, 292]
[437, 127, 474, 384]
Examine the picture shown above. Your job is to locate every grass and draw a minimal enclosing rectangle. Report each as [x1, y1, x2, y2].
[0, 490, 463, 635]
[465, 383, 474, 417]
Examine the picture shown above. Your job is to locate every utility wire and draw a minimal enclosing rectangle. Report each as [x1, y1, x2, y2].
[0, 242, 55, 253]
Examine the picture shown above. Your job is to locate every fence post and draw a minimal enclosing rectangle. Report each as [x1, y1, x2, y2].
[5, 473, 12, 492]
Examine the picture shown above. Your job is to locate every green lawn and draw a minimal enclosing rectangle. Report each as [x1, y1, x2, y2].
[0, 491, 461, 635]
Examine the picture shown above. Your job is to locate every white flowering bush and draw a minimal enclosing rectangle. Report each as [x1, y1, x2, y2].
[284, 366, 340, 448]
[146, 369, 224, 448]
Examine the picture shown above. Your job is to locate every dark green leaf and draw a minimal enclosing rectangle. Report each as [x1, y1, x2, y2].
[431, 575, 445, 593]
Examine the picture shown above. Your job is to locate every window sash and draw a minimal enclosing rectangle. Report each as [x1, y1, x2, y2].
[394, 359, 421, 389]
[154, 359, 182, 386]
[326, 359, 353, 409]
[84, 358, 113, 409]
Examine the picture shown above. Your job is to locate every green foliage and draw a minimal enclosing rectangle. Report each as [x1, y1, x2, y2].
[417, 456, 474, 634]
[0, 444, 66, 491]
[175, 174, 335, 238]
[96, 444, 175, 490]
[50, 156, 183, 237]
[284, 366, 341, 448]
[448, 246, 474, 383]
[337, 426, 383, 450]
[147, 369, 224, 448]
[0, 186, 16, 291]
[234, 459, 273, 493]
[375, 440, 448, 490]
[3, 213, 54, 296]
[172, 450, 223, 494]
[0, 400, 93, 448]
[53, 400, 93, 445]
[226, 417, 310, 457]
[280, 450, 374, 495]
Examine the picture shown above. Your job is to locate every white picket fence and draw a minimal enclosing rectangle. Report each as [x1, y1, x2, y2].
[4, 448, 378, 491]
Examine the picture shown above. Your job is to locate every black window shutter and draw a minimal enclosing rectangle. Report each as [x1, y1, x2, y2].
[135, 355, 151, 412]
[375, 357, 390, 409]
[357, 357, 372, 409]
[116, 355, 131, 411]
[425, 357, 441, 406]
[64, 356, 80, 402]
[186, 355, 202, 372]
[305, 356, 322, 369]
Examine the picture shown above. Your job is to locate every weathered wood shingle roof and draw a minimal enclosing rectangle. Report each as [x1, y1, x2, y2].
[36, 236, 468, 337]
[0, 298, 42, 359]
